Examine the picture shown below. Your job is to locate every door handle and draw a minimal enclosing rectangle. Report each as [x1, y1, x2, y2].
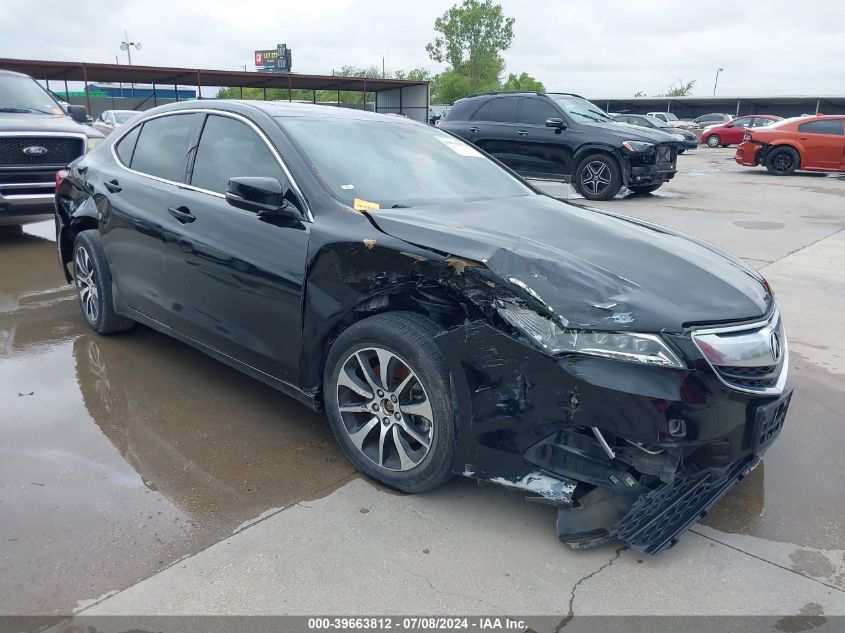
[517, 129, 528, 136]
[168, 206, 196, 224]
[104, 179, 121, 193]
[468, 126, 480, 133]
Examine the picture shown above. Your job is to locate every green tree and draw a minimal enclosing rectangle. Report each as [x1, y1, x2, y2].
[502, 72, 545, 92]
[426, 0, 515, 102]
[660, 79, 696, 97]
[633, 90, 646, 97]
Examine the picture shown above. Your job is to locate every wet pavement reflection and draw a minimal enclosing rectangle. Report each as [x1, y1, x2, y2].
[1, 229, 355, 614]
[1, 224, 843, 614]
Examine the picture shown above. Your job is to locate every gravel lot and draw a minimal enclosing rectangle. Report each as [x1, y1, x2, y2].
[1, 147, 843, 618]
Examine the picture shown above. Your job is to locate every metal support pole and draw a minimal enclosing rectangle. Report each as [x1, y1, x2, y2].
[288, 74, 292, 101]
[196, 71, 201, 101]
[337, 90, 340, 106]
[363, 78, 367, 111]
[399, 87, 403, 116]
[81, 65, 92, 113]
[64, 79, 69, 101]
[736, 100, 741, 116]
[312, 90, 316, 104]
[174, 84, 179, 102]
[239, 86, 243, 99]
[152, 82, 157, 107]
[815, 99, 820, 114]
[45, 78, 50, 95]
[263, 86, 267, 100]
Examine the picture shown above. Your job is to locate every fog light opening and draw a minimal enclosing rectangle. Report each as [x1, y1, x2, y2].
[668, 418, 687, 438]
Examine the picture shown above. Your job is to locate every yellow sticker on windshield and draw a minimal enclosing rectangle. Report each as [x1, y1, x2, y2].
[353, 198, 380, 212]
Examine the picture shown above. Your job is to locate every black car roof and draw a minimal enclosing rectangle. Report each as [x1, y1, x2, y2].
[146, 99, 422, 124]
[458, 91, 585, 101]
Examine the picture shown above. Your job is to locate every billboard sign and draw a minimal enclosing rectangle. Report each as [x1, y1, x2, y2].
[254, 45, 292, 73]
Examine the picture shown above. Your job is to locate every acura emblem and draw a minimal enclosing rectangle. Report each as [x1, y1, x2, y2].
[23, 146, 48, 155]
[769, 331, 781, 361]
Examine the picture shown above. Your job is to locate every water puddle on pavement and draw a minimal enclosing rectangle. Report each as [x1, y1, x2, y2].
[0, 231, 354, 614]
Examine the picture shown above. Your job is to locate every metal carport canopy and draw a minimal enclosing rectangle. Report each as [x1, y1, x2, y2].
[0, 57, 429, 120]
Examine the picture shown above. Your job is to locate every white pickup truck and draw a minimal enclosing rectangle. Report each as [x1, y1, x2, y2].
[646, 112, 699, 131]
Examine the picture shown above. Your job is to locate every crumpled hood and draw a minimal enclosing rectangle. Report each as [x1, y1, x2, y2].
[368, 195, 771, 332]
[0, 112, 101, 138]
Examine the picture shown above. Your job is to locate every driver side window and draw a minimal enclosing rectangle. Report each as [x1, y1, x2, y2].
[190, 114, 286, 195]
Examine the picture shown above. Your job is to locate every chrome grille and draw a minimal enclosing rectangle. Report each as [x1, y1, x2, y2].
[692, 310, 787, 394]
[0, 135, 85, 167]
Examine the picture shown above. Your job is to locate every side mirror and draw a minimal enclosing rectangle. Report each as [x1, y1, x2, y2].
[226, 176, 297, 216]
[545, 118, 565, 129]
[67, 105, 88, 124]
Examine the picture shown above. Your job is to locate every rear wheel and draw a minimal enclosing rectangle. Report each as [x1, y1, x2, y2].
[73, 230, 135, 334]
[574, 153, 622, 201]
[765, 147, 800, 176]
[706, 134, 721, 148]
[323, 312, 455, 493]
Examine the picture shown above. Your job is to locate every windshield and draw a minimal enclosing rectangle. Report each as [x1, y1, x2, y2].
[113, 111, 136, 124]
[0, 73, 63, 115]
[278, 117, 534, 208]
[550, 96, 613, 124]
[663, 113, 679, 121]
[645, 116, 671, 128]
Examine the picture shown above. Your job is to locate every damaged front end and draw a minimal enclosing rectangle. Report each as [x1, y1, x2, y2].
[434, 311, 791, 554]
[364, 196, 791, 554]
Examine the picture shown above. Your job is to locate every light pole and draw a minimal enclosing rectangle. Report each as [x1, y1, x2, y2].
[120, 30, 142, 65]
[713, 67, 724, 96]
[120, 30, 142, 99]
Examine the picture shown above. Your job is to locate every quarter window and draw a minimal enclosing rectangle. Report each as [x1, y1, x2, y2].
[190, 115, 284, 195]
[519, 98, 560, 125]
[798, 119, 844, 135]
[115, 125, 140, 166]
[130, 113, 201, 182]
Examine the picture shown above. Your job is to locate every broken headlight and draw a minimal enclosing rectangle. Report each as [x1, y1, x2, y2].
[622, 141, 654, 153]
[498, 306, 684, 368]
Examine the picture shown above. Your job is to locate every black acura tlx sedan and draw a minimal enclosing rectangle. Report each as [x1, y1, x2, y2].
[55, 101, 791, 554]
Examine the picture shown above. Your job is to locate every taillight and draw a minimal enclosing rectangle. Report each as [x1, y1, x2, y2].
[55, 169, 68, 192]
[743, 131, 752, 142]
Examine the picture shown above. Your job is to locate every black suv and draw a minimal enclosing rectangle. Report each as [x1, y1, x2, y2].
[439, 92, 680, 200]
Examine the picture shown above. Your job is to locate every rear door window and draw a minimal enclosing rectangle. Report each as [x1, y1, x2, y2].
[488, 97, 517, 123]
[130, 113, 202, 182]
[798, 119, 844, 135]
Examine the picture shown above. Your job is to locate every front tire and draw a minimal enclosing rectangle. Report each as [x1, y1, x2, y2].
[73, 230, 134, 334]
[323, 312, 455, 493]
[706, 134, 721, 148]
[765, 146, 800, 176]
[574, 153, 622, 201]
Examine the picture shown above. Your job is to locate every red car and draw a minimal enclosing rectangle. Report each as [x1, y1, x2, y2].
[735, 115, 845, 175]
[701, 114, 781, 147]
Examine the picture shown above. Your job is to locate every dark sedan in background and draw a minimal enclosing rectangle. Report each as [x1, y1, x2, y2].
[613, 113, 698, 152]
[55, 101, 790, 554]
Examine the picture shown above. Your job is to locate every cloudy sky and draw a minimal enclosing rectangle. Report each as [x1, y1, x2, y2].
[1, 0, 844, 98]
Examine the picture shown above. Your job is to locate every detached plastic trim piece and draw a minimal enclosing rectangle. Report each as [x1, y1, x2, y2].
[616, 456, 759, 554]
